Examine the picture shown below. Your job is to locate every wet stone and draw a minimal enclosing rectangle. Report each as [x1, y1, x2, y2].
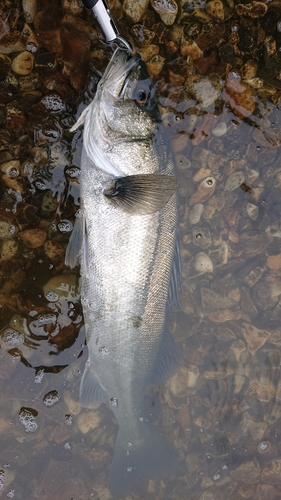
[231, 459, 261, 483]
[261, 458, 281, 484]
[43, 390, 60, 407]
[192, 226, 212, 248]
[18, 407, 38, 433]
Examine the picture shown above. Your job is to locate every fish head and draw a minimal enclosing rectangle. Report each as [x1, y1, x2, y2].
[100, 48, 161, 139]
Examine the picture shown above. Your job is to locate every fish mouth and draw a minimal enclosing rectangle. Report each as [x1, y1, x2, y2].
[101, 48, 141, 99]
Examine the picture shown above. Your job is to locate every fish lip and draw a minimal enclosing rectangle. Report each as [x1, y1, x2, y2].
[101, 48, 141, 99]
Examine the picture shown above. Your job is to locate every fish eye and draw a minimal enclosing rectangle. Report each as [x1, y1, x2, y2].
[134, 88, 149, 105]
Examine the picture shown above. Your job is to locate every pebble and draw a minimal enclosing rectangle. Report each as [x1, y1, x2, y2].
[211, 122, 227, 137]
[77, 410, 101, 434]
[189, 203, 204, 224]
[189, 177, 216, 206]
[0, 160, 21, 178]
[246, 202, 258, 221]
[241, 322, 271, 355]
[22, 0, 38, 23]
[11, 51, 34, 75]
[231, 459, 261, 483]
[18, 228, 47, 248]
[150, 0, 178, 25]
[194, 251, 213, 273]
[224, 171, 246, 191]
[186, 74, 222, 108]
[146, 54, 165, 77]
[261, 458, 281, 484]
[0, 221, 18, 239]
[206, 0, 224, 20]
[123, 0, 149, 22]
[0, 239, 18, 261]
[180, 37, 203, 60]
[43, 274, 79, 302]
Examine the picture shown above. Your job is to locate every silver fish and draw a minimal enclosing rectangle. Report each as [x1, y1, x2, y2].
[67, 48, 181, 495]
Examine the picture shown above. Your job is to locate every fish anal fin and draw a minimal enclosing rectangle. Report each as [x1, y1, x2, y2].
[103, 174, 178, 215]
[80, 360, 108, 408]
[150, 328, 181, 386]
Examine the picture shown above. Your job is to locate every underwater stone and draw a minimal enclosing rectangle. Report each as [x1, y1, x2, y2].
[11, 51, 34, 75]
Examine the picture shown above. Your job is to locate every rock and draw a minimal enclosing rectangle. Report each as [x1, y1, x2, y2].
[266, 254, 281, 271]
[18, 228, 47, 248]
[63, 391, 81, 415]
[123, 0, 149, 22]
[203, 192, 226, 222]
[261, 459, 281, 484]
[43, 274, 79, 302]
[0, 221, 18, 239]
[186, 74, 222, 109]
[146, 54, 165, 77]
[150, 0, 178, 25]
[224, 170, 246, 191]
[224, 70, 256, 118]
[0, 239, 18, 261]
[236, 1, 268, 18]
[0, 160, 20, 177]
[77, 410, 101, 434]
[22, 0, 38, 23]
[211, 121, 227, 136]
[249, 379, 276, 402]
[247, 203, 259, 221]
[231, 459, 261, 483]
[206, 0, 224, 20]
[194, 251, 213, 273]
[180, 37, 203, 60]
[241, 322, 271, 355]
[189, 203, 204, 224]
[256, 484, 276, 500]
[189, 177, 216, 206]
[44, 240, 65, 263]
[0, 31, 25, 54]
[192, 227, 212, 248]
[11, 51, 34, 75]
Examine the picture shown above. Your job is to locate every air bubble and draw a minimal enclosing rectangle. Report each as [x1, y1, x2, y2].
[126, 466, 133, 472]
[3, 328, 24, 346]
[45, 291, 59, 302]
[57, 219, 73, 233]
[41, 93, 65, 113]
[259, 442, 269, 451]
[43, 390, 60, 407]
[65, 166, 80, 178]
[7, 489, 15, 498]
[213, 473, 221, 481]
[110, 397, 118, 407]
[99, 346, 110, 356]
[18, 407, 38, 433]
[65, 414, 73, 426]
[35, 368, 45, 384]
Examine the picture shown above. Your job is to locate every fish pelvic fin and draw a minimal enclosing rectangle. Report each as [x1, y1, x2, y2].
[69, 104, 91, 132]
[108, 422, 179, 496]
[150, 328, 182, 386]
[79, 359, 108, 407]
[103, 174, 178, 215]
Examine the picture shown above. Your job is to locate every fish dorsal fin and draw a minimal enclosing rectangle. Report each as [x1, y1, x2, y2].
[103, 174, 178, 215]
[80, 360, 108, 407]
[150, 328, 182, 385]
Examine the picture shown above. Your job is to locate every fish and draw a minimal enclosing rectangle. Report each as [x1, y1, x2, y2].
[66, 47, 181, 495]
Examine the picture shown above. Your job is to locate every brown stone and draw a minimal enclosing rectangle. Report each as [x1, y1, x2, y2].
[241, 322, 271, 355]
[18, 228, 47, 248]
[231, 459, 261, 483]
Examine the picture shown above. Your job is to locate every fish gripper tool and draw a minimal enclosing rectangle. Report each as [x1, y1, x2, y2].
[82, 0, 133, 53]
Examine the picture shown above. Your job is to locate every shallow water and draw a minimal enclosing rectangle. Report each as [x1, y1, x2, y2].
[1, 0, 281, 499]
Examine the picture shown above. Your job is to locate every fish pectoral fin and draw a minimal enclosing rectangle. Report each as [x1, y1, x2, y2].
[65, 211, 84, 269]
[103, 174, 178, 215]
[150, 328, 182, 385]
[80, 361, 108, 407]
[69, 104, 91, 132]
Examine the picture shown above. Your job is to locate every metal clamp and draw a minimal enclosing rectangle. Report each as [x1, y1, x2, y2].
[82, 0, 132, 53]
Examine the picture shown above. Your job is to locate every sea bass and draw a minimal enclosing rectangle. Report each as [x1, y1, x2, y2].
[67, 47, 181, 495]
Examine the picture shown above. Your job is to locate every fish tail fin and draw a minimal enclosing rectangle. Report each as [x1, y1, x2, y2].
[108, 423, 179, 496]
